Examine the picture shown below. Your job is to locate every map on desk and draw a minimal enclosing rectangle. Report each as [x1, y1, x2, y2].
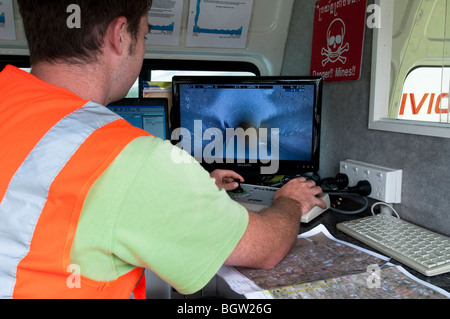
[217, 225, 450, 299]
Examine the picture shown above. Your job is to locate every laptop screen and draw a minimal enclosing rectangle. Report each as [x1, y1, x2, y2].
[107, 98, 169, 140]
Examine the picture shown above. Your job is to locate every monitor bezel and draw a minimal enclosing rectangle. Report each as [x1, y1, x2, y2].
[171, 76, 323, 177]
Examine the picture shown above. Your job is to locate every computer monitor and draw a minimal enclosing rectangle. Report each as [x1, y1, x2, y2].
[171, 76, 323, 178]
[107, 98, 170, 140]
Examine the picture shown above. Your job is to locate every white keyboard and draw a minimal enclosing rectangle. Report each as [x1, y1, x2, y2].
[337, 215, 450, 276]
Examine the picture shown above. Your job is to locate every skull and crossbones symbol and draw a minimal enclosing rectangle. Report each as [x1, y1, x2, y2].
[321, 18, 349, 66]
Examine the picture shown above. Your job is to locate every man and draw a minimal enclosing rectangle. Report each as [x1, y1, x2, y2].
[0, 0, 326, 299]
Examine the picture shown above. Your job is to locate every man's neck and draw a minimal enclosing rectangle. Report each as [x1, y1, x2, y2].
[31, 61, 110, 106]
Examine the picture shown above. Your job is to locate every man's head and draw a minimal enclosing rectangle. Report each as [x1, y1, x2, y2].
[17, 0, 152, 65]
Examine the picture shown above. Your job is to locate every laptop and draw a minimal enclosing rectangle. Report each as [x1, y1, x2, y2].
[107, 98, 170, 140]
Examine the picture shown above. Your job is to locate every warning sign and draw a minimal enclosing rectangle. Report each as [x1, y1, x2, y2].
[310, 0, 367, 82]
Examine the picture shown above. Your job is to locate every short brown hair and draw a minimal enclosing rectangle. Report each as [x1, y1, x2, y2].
[18, 0, 152, 65]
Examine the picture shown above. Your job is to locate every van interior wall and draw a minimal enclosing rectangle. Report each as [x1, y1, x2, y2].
[281, 0, 450, 236]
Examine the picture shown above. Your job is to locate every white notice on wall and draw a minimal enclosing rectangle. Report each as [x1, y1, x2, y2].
[146, 0, 183, 46]
[0, 0, 16, 40]
[186, 0, 253, 49]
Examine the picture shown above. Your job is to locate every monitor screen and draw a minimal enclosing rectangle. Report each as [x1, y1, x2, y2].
[171, 76, 323, 177]
[107, 98, 169, 140]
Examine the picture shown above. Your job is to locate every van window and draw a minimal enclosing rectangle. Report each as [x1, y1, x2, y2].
[369, 0, 450, 138]
[150, 70, 256, 82]
[389, 0, 449, 124]
[140, 59, 260, 81]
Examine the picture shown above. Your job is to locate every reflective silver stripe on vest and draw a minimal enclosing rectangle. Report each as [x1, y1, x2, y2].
[0, 102, 120, 298]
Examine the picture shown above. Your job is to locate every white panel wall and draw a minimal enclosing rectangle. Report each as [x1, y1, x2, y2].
[0, 0, 294, 75]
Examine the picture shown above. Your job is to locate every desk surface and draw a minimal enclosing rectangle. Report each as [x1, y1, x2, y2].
[300, 201, 450, 294]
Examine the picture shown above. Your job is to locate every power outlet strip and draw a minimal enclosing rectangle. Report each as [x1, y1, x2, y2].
[339, 159, 402, 203]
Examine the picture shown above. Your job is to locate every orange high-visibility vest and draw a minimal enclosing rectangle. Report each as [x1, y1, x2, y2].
[0, 65, 149, 299]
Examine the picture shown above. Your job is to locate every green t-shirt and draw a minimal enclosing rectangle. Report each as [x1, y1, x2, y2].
[71, 137, 248, 295]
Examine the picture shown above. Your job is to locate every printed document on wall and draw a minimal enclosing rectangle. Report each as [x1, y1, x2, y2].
[186, 0, 253, 49]
[0, 0, 16, 40]
[146, 0, 183, 46]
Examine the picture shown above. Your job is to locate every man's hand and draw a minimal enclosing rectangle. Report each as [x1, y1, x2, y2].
[274, 177, 327, 216]
[210, 169, 244, 191]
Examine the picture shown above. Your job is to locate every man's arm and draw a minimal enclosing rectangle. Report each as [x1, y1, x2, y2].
[225, 178, 326, 270]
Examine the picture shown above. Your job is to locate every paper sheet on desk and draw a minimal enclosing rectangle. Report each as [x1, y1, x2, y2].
[217, 225, 450, 299]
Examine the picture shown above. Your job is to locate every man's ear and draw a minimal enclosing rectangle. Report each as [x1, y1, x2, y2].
[104, 16, 129, 56]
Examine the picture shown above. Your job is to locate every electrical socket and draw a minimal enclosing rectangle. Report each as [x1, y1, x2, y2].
[339, 159, 402, 203]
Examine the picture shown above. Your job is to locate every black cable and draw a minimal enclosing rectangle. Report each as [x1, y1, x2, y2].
[326, 192, 369, 215]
